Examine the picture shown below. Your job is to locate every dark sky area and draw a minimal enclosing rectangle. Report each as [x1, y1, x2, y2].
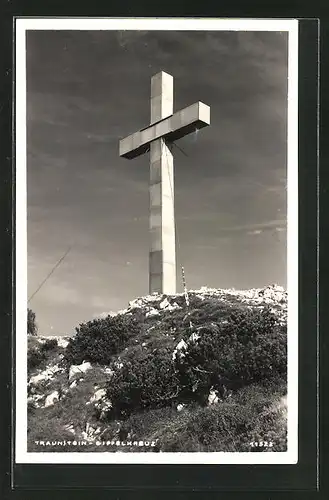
[26, 30, 288, 335]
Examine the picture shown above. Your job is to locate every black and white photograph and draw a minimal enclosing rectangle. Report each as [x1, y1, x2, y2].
[15, 18, 299, 464]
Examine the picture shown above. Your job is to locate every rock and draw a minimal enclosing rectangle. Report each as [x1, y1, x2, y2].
[129, 298, 143, 308]
[29, 364, 63, 386]
[99, 404, 112, 420]
[159, 297, 170, 309]
[64, 424, 75, 434]
[44, 390, 59, 407]
[189, 332, 200, 343]
[29, 373, 49, 385]
[70, 380, 77, 389]
[172, 339, 188, 361]
[276, 395, 287, 415]
[145, 307, 159, 317]
[91, 388, 106, 402]
[177, 404, 185, 412]
[81, 423, 105, 441]
[57, 338, 69, 349]
[69, 361, 92, 381]
[208, 389, 219, 405]
[167, 302, 180, 312]
[27, 394, 45, 407]
[159, 297, 181, 312]
[101, 400, 113, 411]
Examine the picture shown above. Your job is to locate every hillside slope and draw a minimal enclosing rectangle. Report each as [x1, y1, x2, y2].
[27, 284, 287, 453]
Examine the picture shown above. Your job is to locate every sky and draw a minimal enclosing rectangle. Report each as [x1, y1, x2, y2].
[26, 29, 288, 335]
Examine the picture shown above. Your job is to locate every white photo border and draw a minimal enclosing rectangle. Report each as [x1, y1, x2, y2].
[15, 17, 299, 464]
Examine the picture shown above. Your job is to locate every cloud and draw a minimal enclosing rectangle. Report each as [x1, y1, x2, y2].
[247, 229, 263, 235]
[217, 219, 286, 233]
[35, 282, 83, 306]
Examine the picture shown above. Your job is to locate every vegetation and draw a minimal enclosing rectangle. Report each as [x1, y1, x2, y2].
[27, 308, 37, 336]
[27, 337, 59, 373]
[107, 349, 180, 418]
[175, 307, 286, 404]
[27, 290, 288, 453]
[64, 314, 141, 366]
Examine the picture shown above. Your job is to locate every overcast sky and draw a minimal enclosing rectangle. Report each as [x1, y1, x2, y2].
[26, 29, 288, 335]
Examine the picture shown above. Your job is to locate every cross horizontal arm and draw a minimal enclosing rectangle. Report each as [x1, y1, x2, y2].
[119, 101, 210, 160]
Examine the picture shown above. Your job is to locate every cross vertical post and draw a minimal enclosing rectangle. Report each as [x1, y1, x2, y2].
[149, 71, 176, 294]
[119, 71, 210, 296]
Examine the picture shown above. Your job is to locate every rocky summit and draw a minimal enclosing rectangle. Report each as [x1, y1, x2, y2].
[27, 284, 288, 453]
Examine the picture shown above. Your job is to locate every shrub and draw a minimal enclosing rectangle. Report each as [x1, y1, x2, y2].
[158, 384, 287, 452]
[27, 308, 37, 336]
[106, 349, 180, 417]
[40, 338, 58, 352]
[64, 314, 141, 366]
[175, 306, 287, 403]
[184, 296, 243, 327]
[27, 347, 46, 371]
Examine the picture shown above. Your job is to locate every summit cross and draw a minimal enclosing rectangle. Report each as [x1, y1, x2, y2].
[119, 71, 210, 295]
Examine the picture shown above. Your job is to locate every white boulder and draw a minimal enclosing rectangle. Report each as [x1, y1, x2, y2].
[167, 302, 180, 312]
[189, 332, 200, 343]
[27, 394, 45, 407]
[177, 403, 185, 412]
[44, 390, 59, 407]
[57, 337, 69, 349]
[145, 307, 160, 317]
[29, 373, 49, 385]
[90, 388, 106, 403]
[159, 297, 170, 309]
[69, 361, 92, 381]
[159, 298, 180, 312]
[29, 364, 63, 386]
[208, 389, 219, 406]
[172, 339, 188, 361]
[64, 424, 75, 434]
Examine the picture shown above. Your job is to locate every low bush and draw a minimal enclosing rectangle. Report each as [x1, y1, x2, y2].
[106, 349, 180, 417]
[175, 306, 287, 404]
[184, 296, 243, 327]
[157, 384, 287, 452]
[27, 347, 46, 372]
[40, 338, 58, 352]
[64, 314, 141, 366]
[27, 308, 37, 336]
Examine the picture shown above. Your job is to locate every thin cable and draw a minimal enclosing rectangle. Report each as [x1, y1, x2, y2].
[172, 141, 189, 157]
[28, 246, 72, 303]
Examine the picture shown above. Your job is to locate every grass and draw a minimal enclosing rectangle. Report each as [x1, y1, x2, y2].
[28, 380, 287, 453]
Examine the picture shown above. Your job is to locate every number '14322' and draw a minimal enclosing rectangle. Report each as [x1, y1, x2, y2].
[250, 441, 274, 448]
